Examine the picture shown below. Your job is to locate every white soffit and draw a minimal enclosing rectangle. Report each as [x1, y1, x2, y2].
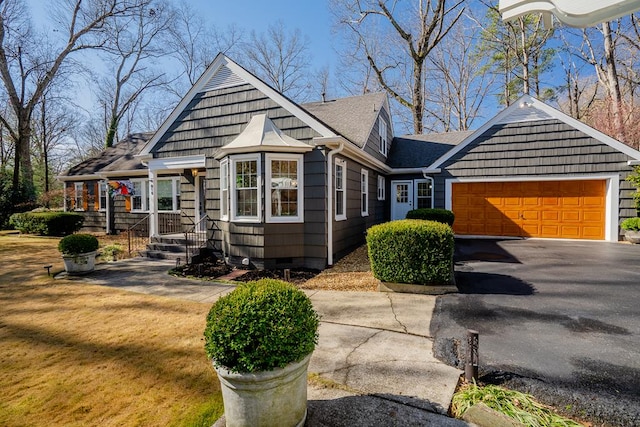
[500, 0, 640, 27]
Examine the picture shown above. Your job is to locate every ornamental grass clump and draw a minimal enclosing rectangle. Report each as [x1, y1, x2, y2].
[367, 219, 454, 285]
[58, 233, 99, 255]
[621, 217, 640, 231]
[204, 279, 319, 373]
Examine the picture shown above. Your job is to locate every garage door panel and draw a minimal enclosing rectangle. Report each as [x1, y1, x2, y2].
[452, 180, 605, 240]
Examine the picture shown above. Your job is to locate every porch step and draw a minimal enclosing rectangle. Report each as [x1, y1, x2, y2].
[141, 249, 185, 261]
[146, 242, 186, 253]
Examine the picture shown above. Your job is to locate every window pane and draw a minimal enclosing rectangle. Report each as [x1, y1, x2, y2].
[417, 181, 432, 209]
[132, 181, 142, 210]
[221, 162, 228, 218]
[271, 159, 298, 217]
[235, 160, 258, 217]
[158, 180, 173, 211]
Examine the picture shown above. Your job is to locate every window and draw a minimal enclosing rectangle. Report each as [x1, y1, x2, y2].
[379, 119, 388, 156]
[74, 182, 84, 211]
[131, 179, 149, 211]
[98, 182, 107, 211]
[157, 178, 180, 212]
[416, 178, 434, 209]
[377, 176, 386, 201]
[220, 159, 229, 220]
[361, 169, 368, 216]
[231, 155, 260, 221]
[335, 158, 346, 221]
[266, 154, 303, 222]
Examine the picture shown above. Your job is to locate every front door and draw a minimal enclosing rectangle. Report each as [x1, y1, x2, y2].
[195, 173, 207, 232]
[391, 180, 413, 220]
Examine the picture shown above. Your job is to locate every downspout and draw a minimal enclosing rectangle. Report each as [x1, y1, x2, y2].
[326, 143, 343, 266]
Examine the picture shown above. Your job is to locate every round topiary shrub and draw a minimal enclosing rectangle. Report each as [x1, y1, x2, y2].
[406, 208, 455, 225]
[204, 279, 320, 373]
[367, 219, 454, 285]
[58, 233, 99, 255]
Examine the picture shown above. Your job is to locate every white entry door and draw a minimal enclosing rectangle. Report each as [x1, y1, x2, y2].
[391, 180, 413, 220]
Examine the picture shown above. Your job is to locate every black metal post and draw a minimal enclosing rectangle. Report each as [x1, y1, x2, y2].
[465, 329, 479, 382]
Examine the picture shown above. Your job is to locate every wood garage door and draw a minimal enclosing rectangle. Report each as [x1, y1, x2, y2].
[452, 180, 606, 240]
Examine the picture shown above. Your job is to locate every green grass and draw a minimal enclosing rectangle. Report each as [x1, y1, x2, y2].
[451, 382, 583, 427]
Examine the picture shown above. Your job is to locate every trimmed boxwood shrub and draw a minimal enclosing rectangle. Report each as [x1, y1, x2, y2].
[367, 219, 454, 285]
[621, 217, 640, 231]
[58, 233, 99, 255]
[406, 208, 455, 226]
[204, 279, 320, 373]
[9, 211, 84, 236]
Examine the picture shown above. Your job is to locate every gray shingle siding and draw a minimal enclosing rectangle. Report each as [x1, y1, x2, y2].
[433, 119, 637, 228]
[363, 108, 392, 162]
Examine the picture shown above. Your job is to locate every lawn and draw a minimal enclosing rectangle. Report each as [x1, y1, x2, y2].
[0, 234, 223, 426]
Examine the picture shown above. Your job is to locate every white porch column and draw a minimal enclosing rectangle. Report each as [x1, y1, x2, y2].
[149, 169, 158, 237]
[105, 181, 112, 234]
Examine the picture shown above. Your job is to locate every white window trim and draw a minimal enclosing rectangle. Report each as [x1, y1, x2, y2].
[379, 119, 388, 156]
[230, 154, 262, 223]
[415, 178, 435, 209]
[98, 181, 107, 211]
[361, 169, 369, 217]
[266, 153, 304, 223]
[220, 158, 229, 221]
[130, 179, 149, 212]
[377, 175, 386, 201]
[335, 158, 347, 221]
[74, 182, 84, 211]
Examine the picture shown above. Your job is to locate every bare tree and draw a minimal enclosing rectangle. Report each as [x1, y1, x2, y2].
[241, 21, 311, 101]
[98, 0, 171, 148]
[0, 0, 149, 202]
[333, 0, 464, 134]
[32, 92, 75, 205]
[423, 21, 495, 132]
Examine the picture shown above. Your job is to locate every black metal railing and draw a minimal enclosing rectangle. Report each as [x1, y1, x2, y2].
[158, 212, 182, 234]
[184, 215, 210, 264]
[127, 214, 151, 256]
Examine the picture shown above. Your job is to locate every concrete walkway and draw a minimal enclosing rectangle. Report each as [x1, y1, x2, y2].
[63, 258, 467, 426]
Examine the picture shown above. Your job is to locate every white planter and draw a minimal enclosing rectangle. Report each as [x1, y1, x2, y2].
[61, 251, 97, 275]
[214, 353, 312, 427]
[624, 230, 640, 244]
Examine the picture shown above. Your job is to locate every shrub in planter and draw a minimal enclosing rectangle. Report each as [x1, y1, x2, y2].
[204, 279, 320, 427]
[367, 219, 455, 285]
[9, 211, 83, 236]
[406, 208, 455, 226]
[58, 233, 100, 255]
[205, 279, 319, 373]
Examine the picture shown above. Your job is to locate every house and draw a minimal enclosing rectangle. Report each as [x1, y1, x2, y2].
[59, 53, 640, 270]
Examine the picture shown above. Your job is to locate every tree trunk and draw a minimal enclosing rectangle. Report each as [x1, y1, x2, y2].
[602, 22, 625, 143]
[412, 59, 424, 134]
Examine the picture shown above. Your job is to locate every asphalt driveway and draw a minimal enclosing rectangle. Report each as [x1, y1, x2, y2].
[431, 238, 640, 427]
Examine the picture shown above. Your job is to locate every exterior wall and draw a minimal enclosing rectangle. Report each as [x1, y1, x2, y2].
[152, 83, 330, 269]
[65, 180, 105, 232]
[332, 155, 385, 261]
[362, 107, 393, 163]
[432, 119, 637, 235]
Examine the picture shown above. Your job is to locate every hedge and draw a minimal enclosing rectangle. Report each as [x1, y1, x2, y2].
[367, 219, 455, 285]
[9, 211, 84, 236]
[406, 208, 455, 225]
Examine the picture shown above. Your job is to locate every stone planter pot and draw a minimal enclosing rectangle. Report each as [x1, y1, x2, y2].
[624, 230, 640, 244]
[214, 353, 312, 427]
[61, 251, 97, 275]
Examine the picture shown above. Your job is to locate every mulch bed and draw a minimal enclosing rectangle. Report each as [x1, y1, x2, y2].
[232, 268, 320, 285]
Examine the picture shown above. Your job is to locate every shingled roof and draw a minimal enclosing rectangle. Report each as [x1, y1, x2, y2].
[302, 92, 387, 147]
[387, 131, 473, 169]
[61, 132, 153, 177]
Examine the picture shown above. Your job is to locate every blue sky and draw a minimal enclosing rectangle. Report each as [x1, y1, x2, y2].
[193, 0, 337, 69]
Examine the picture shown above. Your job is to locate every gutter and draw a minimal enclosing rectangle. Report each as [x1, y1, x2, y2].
[325, 142, 344, 266]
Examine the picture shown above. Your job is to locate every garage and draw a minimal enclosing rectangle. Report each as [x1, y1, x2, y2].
[451, 180, 606, 240]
